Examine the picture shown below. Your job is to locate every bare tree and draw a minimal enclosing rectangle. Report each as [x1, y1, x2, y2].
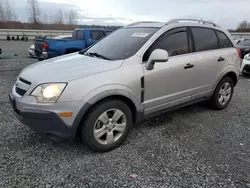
[0, 0, 17, 21]
[65, 10, 78, 25]
[0, 2, 5, 21]
[42, 12, 49, 24]
[27, 0, 41, 24]
[55, 10, 64, 24]
[237, 20, 248, 30]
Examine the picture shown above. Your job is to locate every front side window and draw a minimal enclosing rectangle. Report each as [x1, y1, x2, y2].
[191, 27, 218, 52]
[86, 27, 158, 60]
[143, 28, 189, 61]
[216, 31, 233, 48]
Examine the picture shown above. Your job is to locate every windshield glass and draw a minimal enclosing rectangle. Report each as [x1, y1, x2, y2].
[85, 27, 159, 60]
[238, 40, 250, 46]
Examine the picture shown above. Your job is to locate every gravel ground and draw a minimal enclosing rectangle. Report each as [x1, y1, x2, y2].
[0, 41, 250, 188]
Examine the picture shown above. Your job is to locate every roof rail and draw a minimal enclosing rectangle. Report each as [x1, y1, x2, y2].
[127, 21, 161, 26]
[166, 18, 220, 27]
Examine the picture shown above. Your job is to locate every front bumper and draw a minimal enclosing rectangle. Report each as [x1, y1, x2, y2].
[35, 51, 49, 60]
[29, 49, 36, 57]
[241, 59, 250, 74]
[9, 92, 80, 142]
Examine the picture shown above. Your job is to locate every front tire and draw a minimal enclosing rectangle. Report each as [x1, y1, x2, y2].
[208, 77, 234, 110]
[81, 100, 132, 152]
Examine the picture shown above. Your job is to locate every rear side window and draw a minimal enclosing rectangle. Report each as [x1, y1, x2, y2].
[191, 27, 218, 52]
[90, 31, 105, 40]
[216, 31, 233, 48]
[143, 28, 189, 61]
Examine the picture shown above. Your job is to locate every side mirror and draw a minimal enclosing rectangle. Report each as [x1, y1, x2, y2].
[145, 49, 169, 70]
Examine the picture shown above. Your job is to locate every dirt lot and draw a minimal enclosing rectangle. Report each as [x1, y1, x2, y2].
[0, 41, 250, 188]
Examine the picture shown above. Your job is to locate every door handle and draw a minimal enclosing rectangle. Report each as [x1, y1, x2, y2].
[217, 57, 225, 62]
[184, 63, 194, 69]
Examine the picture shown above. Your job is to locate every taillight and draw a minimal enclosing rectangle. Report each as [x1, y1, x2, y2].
[42, 42, 48, 51]
[236, 48, 241, 58]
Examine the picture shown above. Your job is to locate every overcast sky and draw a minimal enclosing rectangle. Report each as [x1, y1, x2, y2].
[10, 0, 250, 29]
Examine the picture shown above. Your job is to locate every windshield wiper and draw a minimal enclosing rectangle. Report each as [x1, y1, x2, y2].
[88, 52, 111, 60]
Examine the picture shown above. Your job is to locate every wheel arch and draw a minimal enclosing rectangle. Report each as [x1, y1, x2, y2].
[73, 91, 142, 134]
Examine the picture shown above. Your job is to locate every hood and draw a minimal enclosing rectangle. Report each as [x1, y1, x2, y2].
[19, 53, 123, 84]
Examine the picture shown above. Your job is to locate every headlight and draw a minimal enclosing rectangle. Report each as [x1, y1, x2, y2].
[244, 54, 250, 60]
[31, 83, 67, 103]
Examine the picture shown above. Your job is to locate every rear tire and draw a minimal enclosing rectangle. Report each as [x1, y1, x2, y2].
[80, 100, 132, 152]
[208, 77, 234, 110]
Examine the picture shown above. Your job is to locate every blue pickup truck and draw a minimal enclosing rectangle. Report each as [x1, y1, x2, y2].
[34, 28, 113, 60]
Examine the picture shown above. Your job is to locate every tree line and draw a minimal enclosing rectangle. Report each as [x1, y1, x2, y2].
[0, 0, 121, 30]
[236, 20, 250, 32]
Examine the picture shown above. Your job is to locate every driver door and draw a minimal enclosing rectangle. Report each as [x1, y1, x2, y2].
[143, 27, 195, 115]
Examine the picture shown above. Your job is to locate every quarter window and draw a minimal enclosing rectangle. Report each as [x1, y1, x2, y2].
[143, 29, 189, 61]
[216, 31, 233, 48]
[191, 27, 218, 52]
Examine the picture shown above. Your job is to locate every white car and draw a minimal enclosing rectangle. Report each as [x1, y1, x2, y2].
[28, 35, 72, 58]
[241, 53, 250, 75]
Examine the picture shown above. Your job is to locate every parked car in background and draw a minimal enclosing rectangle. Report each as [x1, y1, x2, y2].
[241, 53, 250, 75]
[34, 28, 113, 60]
[235, 39, 250, 58]
[9, 19, 241, 152]
[29, 35, 72, 58]
[234, 38, 245, 45]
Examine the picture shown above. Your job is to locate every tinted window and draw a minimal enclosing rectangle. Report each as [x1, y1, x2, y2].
[90, 31, 105, 40]
[216, 31, 233, 48]
[237, 40, 250, 46]
[76, 31, 84, 40]
[86, 27, 158, 60]
[143, 29, 189, 61]
[191, 27, 218, 52]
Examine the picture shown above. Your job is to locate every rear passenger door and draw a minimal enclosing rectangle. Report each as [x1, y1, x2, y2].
[188, 27, 232, 100]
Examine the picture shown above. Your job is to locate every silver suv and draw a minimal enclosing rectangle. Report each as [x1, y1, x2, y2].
[9, 19, 241, 152]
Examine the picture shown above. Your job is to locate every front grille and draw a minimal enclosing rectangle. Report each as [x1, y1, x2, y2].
[15, 87, 26, 96]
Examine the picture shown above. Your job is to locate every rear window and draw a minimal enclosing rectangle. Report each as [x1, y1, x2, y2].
[72, 30, 77, 39]
[216, 31, 233, 48]
[191, 27, 218, 52]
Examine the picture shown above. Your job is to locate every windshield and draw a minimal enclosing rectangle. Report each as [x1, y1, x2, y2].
[238, 40, 250, 46]
[85, 27, 158, 60]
